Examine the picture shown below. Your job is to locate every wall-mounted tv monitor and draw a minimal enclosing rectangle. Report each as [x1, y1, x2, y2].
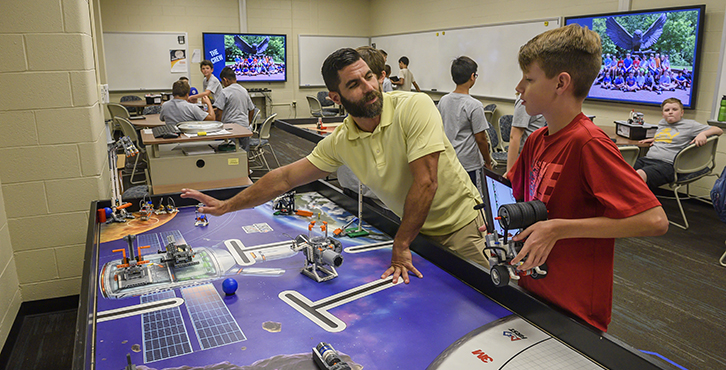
[202, 33, 287, 82]
[564, 5, 705, 109]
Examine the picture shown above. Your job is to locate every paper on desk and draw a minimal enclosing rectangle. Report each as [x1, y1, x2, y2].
[184, 129, 228, 138]
[142, 129, 152, 134]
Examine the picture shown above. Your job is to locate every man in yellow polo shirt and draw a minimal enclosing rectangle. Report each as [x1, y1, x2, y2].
[181, 48, 487, 284]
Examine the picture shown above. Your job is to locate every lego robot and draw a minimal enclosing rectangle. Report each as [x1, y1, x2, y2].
[477, 200, 549, 287]
[194, 203, 209, 227]
[292, 221, 344, 282]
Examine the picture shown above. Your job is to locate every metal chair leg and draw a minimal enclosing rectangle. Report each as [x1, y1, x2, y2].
[669, 185, 689, 230]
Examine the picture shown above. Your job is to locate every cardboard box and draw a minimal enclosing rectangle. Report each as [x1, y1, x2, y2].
[614, 120, 657, 140]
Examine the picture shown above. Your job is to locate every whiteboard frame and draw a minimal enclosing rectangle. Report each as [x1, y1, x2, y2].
[103, 31, 190, 92]
[298, 35, 371, 88]
[371, 17, 561, 100]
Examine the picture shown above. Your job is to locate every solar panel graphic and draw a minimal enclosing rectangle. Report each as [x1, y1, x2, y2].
[140, 290, 193, 363]
[181, 284, 247, 350]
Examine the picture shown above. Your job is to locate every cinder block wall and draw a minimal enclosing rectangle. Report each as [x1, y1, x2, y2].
[0, 0, 108, 347]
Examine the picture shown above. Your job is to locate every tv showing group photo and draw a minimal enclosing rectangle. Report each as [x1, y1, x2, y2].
[565, 5, 705, 109]
[202, 33, 287, 82]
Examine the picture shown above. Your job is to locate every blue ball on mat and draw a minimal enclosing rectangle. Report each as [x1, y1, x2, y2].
[222, 278, 238, 295]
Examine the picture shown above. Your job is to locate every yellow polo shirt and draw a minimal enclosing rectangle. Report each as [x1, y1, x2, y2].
[307, 91, 481, 236]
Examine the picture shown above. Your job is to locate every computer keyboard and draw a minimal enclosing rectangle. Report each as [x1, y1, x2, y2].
[152, 124, 182, 138]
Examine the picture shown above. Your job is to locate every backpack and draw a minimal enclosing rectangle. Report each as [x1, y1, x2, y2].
[711, 166, 726, 223]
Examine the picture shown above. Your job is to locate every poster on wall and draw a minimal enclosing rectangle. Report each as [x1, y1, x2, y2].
[170, 49, 187, 73]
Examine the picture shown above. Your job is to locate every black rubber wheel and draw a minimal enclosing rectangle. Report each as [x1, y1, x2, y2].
[490, 265, 510, 287]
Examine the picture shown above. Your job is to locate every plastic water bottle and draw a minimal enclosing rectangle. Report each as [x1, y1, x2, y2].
[719, 95, 726, 122]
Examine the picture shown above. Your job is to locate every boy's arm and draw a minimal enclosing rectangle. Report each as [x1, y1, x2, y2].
[412, 81, 421, 92]
[201, 96, 215, 121]
[512, 206, 668, 270]
[692, 126, 723, 146]
[189, 89, 212, 101]
[506, 127, 525, 172]
[392, 78, 403, 86]
[473, 131, 492, 169]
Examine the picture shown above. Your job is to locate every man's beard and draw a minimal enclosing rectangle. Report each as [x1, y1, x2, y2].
[339, 88, 383, 118]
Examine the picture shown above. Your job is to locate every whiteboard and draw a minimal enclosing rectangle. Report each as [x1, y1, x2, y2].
[372, 18, 560, 100]
[298, 35, 370, 87]
[103, 32, 190, 91]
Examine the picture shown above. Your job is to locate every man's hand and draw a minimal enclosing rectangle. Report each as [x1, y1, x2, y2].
[510, 219, 561, 271]
[381, 244, 423, 284]
[180, 188, 228, 216]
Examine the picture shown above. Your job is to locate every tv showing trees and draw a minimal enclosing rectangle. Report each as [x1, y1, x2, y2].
[203, 33, 287, 82]
[565, 5, 705, 108]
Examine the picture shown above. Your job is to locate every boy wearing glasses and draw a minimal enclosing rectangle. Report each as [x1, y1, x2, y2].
[437, 56, 493, 187]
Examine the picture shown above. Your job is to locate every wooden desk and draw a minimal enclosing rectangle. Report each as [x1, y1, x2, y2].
[128, 114, 164, 128]
[140, 124, 253, 194]
[598, 125, 651, 148]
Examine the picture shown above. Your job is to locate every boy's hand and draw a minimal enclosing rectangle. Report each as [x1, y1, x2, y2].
[691, 133, 707, 146]
[510, 219, 560, 271]
[639, 138, 654, 146]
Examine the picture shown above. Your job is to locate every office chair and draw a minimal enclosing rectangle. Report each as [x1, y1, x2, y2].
[121, 95, 143, 115]
[250, 108, 261, 132]
[307, 95, 338, 118]
[248, 113, 280, 173]
[484, 126, 506, 167]
[115, 116, 149, 186]
[660, 135, 719, 229]
[107, 103, 131, 136]
[317, 91, 340, 115]
[617, 146, 640, 167]
[486, 115, 511, 167]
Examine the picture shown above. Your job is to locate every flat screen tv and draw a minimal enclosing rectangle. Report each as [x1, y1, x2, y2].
[202, 33, 287, 82]
[564, 5, 705, 109]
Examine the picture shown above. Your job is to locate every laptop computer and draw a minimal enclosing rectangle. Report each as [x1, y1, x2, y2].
[480, 168, 519, 238]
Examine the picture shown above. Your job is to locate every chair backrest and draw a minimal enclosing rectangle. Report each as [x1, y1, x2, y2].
[483, 103, 497, 112]
[107, 103, 130, 120]
[142, 105, 161, 115]
[120, 95, 142, 102]
[672, 135, 719, 183]
[617, 146, 640, 167]
[115, 116, 139, 143]
[484, 125, 499, 149]
[317, 91, 334, 107]
[250, 108, 261, 131]
[306, 96, 322, 116]
[498, 115, 513, 143]
[258, 113, 278, 140]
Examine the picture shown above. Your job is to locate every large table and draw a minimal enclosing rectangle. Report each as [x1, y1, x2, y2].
[73, 181, 667, 370]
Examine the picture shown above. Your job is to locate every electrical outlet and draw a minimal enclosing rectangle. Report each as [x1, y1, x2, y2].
[291, 101, 297, 108]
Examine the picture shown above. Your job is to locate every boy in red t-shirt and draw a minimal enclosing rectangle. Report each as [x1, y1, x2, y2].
[490, 25, 669, 331]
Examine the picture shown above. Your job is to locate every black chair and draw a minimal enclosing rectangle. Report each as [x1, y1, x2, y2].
[121, 95, 142, 115]
[317, 91, 341, 115]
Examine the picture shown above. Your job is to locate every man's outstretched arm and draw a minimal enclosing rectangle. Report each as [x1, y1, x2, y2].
[181, 158, 330, 215]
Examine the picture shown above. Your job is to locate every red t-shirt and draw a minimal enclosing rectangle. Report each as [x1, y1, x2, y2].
[507, 113, 661, 331]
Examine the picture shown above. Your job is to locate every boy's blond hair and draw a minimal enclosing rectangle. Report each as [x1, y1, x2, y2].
[661, 97, 684, 110]
[518, 24, 602, 99]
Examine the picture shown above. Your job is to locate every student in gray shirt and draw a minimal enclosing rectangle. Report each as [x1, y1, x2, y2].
[634, 97, 722, 190]
[506, 98, 547, 172]
[216, 67, 256, 151]
[437, 56, 492, 186]
[189, 60, 224, 104]
[160, 80, 215, 125]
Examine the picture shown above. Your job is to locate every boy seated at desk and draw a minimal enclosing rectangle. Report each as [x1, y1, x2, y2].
[159, 80, 216, 126]
[634, 97, 722, 190]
